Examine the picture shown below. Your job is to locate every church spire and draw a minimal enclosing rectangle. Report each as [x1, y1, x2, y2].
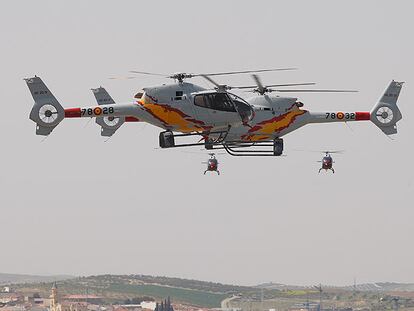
[51, 282, 58, 311]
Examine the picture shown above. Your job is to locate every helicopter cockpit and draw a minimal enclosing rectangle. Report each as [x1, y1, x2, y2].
[323, 156, 332, 164]
[193, 91, 254, 124]
[194, 92, 235, 112]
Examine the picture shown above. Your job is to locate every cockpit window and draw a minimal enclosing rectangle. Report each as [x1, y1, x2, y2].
[228, 93, 254, 123]
[194, 93, 236, 112]
[134, 92, 143, 99]
[194, 94, 209, 108]
[212, 93, 235, 112]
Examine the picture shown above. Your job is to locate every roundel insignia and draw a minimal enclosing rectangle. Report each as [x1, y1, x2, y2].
[337, 112, 344, 119]
[94, 107, 102, 115]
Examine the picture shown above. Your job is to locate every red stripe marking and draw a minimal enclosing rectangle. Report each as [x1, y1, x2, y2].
[125, 116, 140, 122]
[64, 108, 81, 118]
[355, 111, 370, 121]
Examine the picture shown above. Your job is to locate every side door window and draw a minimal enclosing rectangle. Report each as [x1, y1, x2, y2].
[193, 94, 212, 124]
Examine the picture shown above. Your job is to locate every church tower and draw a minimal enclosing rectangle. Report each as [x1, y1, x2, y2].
[50, 282, 58, 311]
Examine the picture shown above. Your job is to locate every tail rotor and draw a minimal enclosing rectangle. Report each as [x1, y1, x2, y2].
[25, 76, 65, 135]
[370, 80, 404, 135]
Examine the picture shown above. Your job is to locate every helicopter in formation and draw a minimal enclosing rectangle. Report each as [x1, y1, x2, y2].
[318, 151, 343, 174]
[203, 153, 220, 175]
[25, 68, 403, 159]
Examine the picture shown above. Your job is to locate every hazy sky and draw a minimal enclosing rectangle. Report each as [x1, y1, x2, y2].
[0, 0, 413, 286]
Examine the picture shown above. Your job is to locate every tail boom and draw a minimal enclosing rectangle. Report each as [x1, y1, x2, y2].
[63, 103, 136, 119]
[25, 76, 142, 136]
[307, 111, 371, 123]
[306, 80, 403, 136]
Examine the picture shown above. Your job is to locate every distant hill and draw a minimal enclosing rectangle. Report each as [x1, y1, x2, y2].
[343, 282, 414, 292]
[7, 274, 414, 308]
[257, 281, 414, 292]
[0, 273, 74, 285]
[12, 274, 258, 308]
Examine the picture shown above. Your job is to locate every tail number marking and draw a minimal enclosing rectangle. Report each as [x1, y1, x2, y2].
[325, 112, 355, 120]
[81, 107, 114, 116]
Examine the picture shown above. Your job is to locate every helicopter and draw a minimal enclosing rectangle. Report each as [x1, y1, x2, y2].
[203, 153, 220, 175]
[24, 69, 404, 157]
[318, 151, 343, 173]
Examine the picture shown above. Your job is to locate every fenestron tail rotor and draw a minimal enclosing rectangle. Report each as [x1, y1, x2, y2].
[375, 106, 394, 124]
[38, 104, 59, 124]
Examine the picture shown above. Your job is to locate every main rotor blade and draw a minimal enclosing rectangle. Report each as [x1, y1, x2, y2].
[252, 74, 265, 93]
[270, 89, 358, 93]
[129, 70, 169, 77]
[267, 82, 317, 88]
[196, 68, 297, 77]
[234, 82, 316, 89]
[109, 76, 138, 80]
[200, 74, 221, 88]
[293, 149, 345, 154]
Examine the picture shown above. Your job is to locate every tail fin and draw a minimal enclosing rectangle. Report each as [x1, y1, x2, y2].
[92, 87, 125, 137]
[370, 80, 404, 135]
[25, 76, 65, 135]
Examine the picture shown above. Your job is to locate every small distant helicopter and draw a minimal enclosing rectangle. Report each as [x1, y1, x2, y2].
[318, 151, 343, 173]
[203, 153, 220, 175]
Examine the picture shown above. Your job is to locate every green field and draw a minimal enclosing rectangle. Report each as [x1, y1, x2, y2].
[108, 283, 227, 308]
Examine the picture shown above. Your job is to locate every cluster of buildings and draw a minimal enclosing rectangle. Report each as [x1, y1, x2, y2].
[0, 285, 159, 311]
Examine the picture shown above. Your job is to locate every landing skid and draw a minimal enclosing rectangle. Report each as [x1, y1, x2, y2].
[159, 130, 284, 157]
[222, 140, 283, 156]
[204, 170, 220, 175]
[319, 168, 335, 173]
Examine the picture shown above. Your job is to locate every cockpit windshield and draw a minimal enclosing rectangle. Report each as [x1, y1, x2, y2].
[194, 92, 254, 123]
[228, 93, 254, 123]
[194, 93, 236, 112]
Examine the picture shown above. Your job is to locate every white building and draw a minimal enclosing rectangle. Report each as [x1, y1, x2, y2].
[140, 302, 156, 311]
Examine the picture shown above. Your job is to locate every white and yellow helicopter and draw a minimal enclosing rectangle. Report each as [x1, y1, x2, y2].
[25, 69, 403, 156]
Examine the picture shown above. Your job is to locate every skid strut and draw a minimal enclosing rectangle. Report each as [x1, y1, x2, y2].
[159, 130, 284, 157]
[159, 129, 229, 149]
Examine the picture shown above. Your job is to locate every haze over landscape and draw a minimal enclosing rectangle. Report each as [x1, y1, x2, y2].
[1, 0, 413, 288]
